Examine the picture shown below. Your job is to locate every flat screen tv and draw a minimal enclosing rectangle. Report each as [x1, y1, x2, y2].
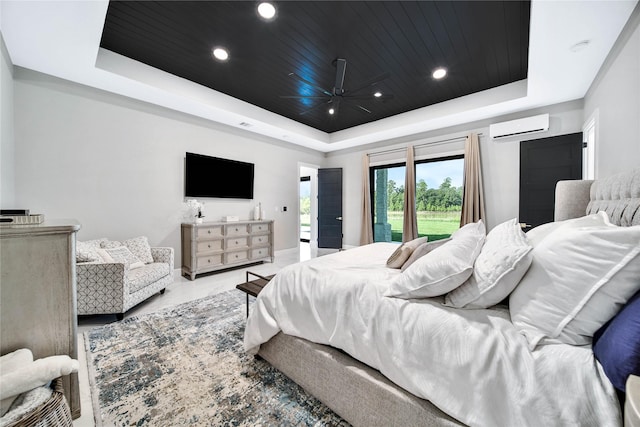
[185, 152, 254, 199]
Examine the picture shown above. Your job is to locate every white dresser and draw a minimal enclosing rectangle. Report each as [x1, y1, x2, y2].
[181, 220, 274, 280]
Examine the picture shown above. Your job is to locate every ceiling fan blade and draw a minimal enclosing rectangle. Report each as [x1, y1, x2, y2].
[344, 71, 390, 96]
[344, 94, 395, 101]
[280, 95, 331, 99]
[299, 98, 332, 116]
[288, 72, 333, 97]
[342, 100, 371, 114]
[334, 58, 347, 94]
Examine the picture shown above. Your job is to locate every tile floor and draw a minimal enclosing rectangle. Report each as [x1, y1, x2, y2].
[73, 243, 331, 426]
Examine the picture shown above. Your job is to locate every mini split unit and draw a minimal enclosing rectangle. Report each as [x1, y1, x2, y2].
[489, 114, 550, 140]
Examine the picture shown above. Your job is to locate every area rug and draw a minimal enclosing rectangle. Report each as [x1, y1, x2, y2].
[85, 290, 349, 426]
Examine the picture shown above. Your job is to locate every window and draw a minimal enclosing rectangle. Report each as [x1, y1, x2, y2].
[415, 155, 464, 241]
[370, 163, 405, 242]
[369, 155, 464, 243]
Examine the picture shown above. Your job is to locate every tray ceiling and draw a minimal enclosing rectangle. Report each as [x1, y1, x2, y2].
[100, 1, 531, 133]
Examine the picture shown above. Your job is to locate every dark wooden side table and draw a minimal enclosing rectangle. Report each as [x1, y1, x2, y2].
[236, 271, 275, 317]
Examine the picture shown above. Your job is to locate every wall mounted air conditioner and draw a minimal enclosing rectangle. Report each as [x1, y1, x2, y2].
[489, 114, 550, 140]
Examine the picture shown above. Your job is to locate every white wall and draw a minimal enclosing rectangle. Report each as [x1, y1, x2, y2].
[13, 68, 325, 257]
[1, 33, 15, 208]
[584, 4, 640, 178]
[326, 102, 585, 247]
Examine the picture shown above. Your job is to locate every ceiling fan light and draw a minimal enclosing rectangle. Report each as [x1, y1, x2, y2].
[374, 91, 382, 97]
[432, 67, 447, 79]
[257, 2, 276, 20]
[328, 108, 335, 115]
[212, 47, 229, 61]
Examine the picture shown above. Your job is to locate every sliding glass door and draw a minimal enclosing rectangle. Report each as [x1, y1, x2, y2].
[370, 164, 406, 242]
[369, 155, 464, 243]
[414, 155, 464, 241]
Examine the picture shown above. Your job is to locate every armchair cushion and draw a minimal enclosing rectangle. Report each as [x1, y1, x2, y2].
[127, 263, 171, 294]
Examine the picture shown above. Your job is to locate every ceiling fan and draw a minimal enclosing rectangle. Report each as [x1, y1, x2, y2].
[281, 58, 393, 117]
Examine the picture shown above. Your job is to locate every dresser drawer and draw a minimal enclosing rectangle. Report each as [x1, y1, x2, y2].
[196, 254, 222, 269]
[227, 237, 248, 249]
[250, 223, 270, 234]
[225, 250, 249, 264]
[226, 224, 249, 237]
[251, 235, 269, 246]
[251, 247, 271, 260]
[196, 240, 222, 253]
[197, 226, 223, 239]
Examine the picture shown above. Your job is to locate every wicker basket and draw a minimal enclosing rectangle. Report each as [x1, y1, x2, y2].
[5, 378, 73, 427]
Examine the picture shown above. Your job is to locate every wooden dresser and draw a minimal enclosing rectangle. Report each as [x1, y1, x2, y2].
[0, 220, 81, 418]
[181, 220, 274, 280]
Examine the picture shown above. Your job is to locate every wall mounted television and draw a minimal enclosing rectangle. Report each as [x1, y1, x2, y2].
[185, 152, 254, 199]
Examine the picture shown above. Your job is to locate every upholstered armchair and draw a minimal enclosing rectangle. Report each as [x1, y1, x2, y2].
[76, 237, 174, 320]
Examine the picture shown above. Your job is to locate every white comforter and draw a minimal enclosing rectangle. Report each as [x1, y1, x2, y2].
[244, 243, 621, 427]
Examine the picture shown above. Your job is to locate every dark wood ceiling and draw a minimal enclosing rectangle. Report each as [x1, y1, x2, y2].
[100, 1, 530, 133]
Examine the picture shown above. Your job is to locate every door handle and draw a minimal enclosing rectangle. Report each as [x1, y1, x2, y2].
[336, 217, 343, 221]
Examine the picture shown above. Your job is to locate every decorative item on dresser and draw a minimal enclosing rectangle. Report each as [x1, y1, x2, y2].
[181, 220, 274, 280]
[0, 220, 81, 419]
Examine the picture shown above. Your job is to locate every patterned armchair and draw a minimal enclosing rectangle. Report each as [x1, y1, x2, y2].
[76, 237, 174, 320]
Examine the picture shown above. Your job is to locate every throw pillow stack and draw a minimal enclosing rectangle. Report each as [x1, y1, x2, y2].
[76, 236, 155, 270]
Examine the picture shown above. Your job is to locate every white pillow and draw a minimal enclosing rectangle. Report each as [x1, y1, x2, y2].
[445, 218, 532, 309]
[386, 236, 429, 268]
[76, 238, 107, 263]
[525, 212, 611, 247]
[385, 220, 485, 299]
[509, 212, 640, 349]
[123, 236, 154, 264]
[97, 246, 145, 270]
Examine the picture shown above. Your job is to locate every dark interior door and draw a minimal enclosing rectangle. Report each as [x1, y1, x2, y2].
[520, 132, 583, 228]
[318, 168, 343, 249]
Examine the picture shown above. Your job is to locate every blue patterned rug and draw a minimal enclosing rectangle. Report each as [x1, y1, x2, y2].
[85, 290, 349, 426]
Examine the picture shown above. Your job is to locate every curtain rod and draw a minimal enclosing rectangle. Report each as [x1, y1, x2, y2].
[367, 133, 484, 157]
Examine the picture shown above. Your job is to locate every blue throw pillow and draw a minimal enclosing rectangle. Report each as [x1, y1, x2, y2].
[593, 289, 640, 391]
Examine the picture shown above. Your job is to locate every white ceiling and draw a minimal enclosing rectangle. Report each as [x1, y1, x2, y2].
[1, 1, 637, 153]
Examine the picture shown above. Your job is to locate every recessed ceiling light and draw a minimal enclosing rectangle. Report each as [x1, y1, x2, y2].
[328, 108, 335, 115]
[432, 67, 447, 79]
[212, 47, 229, 61]
[257, 2, 276, 20]
[374, 91, 382, 98]
[570, 40, 590, 53]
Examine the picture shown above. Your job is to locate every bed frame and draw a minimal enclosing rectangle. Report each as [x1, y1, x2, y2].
[258, 168, 640, 427]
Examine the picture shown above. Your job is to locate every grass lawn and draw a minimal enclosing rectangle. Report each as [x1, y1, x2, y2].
[387, 211, 461, 242]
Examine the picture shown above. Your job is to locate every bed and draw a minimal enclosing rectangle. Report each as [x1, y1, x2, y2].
[244, 168, 640, 427]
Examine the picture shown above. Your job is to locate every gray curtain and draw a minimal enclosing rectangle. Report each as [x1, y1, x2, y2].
[460, 133, 486, 226]
[402, 146, 418, 242]
[360, 154, 373, 245]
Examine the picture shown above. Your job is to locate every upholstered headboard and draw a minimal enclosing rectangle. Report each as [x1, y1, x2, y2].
[555, 168, 640, 226]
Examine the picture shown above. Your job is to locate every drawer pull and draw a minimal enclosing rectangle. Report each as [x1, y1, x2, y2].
[258, 238, 262, 242]
[207, 230, 211, 234]
[235, 228, 239, 232]
[235, 240, 239, 245]
[235, 254, 238, 259]
[207, 259, 211, 263]
[207, 244, 211, 248]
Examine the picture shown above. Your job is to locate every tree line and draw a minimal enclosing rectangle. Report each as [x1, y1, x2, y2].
[383, 177, 462, 212]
